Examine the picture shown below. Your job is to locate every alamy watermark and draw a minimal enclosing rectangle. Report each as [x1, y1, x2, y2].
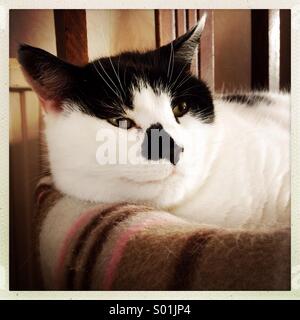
[95, 122, 196, 166]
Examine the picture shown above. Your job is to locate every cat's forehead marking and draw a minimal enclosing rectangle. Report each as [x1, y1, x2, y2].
[128, 81, 175, 128]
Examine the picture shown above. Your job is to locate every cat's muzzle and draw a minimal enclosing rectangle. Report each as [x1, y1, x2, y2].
[141, 123, 184, 165]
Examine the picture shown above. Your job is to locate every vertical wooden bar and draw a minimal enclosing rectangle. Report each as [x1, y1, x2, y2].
[9, 91, 23, 290]
[251, 10, 269, 90]
[186, 9, 197, 28]
[155, 9, 175, 47]
[269, 10, 280, 92]
[155, 9, 214, 86]
[214, 10, 251, 92]
[186, 10, 198, 77]
[175, 9, 186, 37]
[54, 10, 89, 65]
[252, 9, 290, 91]
[9, 88, 40, 289]
[280, 10, 291, 91]
[198, 10, 215, 92]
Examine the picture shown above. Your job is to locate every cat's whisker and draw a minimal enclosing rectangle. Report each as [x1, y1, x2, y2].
[172, 73, 193, 92]
[179, 84, 202, 94]
[96, 60, 124, 101]
[167, 42, 175, 82]
[173, 93, 203, 99]
[168, 61, 190, 91]
[123, 62, 129, 92]
[108, 55, 126, 97]
[169, 42, 175, 83]
[166, 42, 172, 80]
[92, 62, 122, 103]
[116, 54, 125, 97]
[98, 30, 126, 101]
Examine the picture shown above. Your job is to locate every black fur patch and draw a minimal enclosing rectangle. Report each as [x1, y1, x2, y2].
[18, 43, 214, 122]
[221, 93, 272, 106]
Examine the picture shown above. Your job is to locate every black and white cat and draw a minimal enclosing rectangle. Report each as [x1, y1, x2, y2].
[18, 15, 290, 229]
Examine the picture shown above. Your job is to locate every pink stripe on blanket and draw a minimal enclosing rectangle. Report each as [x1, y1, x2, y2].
[54, 206, 103, 287]
[102, 218, 169, 290]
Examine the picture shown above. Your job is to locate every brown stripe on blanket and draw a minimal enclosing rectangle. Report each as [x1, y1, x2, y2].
[189, 228, 291, 290]
[64, 203, 130, 289]
[34, 188, 62, 241]
[81, 206, 151, 290]
[65, 213, 103, 289]
[168, 230, 217, 290]
[65, 204, 152, 290]
[107, 224, 200, 290]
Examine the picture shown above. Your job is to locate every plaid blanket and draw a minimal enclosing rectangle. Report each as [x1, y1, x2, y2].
[34, 177, 290, 290]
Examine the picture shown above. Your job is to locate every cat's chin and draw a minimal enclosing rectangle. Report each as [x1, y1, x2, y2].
[119, 167, 178, 185]
[52, 166, 190, 209]
[138, 171, 189, 209]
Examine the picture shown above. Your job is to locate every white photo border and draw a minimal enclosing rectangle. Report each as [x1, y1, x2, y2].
[0, 0, 299, 300]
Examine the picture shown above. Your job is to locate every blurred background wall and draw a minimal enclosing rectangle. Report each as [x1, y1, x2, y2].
[9, 9, 290, 290]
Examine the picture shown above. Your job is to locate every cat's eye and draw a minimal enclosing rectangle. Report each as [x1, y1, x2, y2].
[107, 117, 135, 129]
[173, 102, 190, 117]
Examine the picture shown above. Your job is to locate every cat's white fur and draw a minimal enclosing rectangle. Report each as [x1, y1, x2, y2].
[44, 85, 290, 230]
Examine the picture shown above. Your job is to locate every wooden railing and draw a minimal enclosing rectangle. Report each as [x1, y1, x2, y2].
[155, 9, 290, 92]
[155, 9, 215, 90]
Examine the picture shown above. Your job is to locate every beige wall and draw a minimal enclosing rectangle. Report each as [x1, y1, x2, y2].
[10, 10, 57, 57]
[86, 10, 155, 59]
[10, 9, 156, 60]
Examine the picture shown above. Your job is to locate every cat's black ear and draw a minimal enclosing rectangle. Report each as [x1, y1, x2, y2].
[170, 13, 206, 65]
[18, 44, 80, 112]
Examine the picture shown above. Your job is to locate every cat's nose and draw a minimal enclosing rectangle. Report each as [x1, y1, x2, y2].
[141, 123, 184, 165]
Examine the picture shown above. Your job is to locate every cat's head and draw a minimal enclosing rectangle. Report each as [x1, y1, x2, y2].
[18, 14, 215, 207]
